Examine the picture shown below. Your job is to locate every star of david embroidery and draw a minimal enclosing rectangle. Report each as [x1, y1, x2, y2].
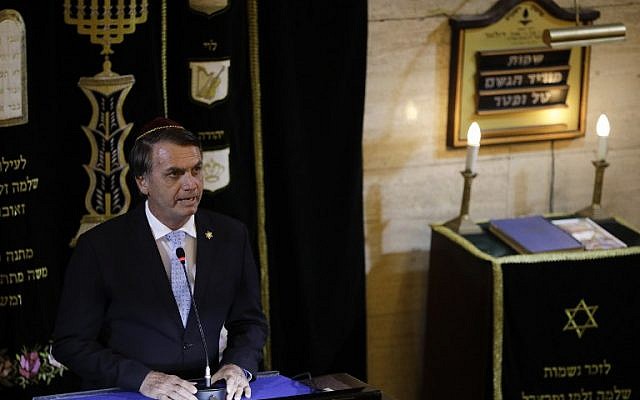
[563, 299, 598, 338]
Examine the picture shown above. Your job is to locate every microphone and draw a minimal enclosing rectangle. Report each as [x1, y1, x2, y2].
[176, 247, 224, 400]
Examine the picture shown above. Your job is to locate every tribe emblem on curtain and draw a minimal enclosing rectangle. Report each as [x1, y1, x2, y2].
[189, 59, 230, 107]
[189, 0, 230, 17]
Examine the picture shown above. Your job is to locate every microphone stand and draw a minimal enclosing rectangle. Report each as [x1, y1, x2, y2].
[176, 248, 224, 400]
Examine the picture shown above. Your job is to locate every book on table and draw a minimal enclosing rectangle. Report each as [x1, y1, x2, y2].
[489, 215, 584, 254]
[551, 217, 627, 250]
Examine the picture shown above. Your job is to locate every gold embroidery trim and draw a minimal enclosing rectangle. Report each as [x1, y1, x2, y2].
[162, 0, 168, 116]
[492, 260, 503, 400]
[247, 0, 272, 369]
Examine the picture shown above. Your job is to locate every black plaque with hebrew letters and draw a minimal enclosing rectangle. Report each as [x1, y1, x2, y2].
[476, 49, 571, 113]
[477, 49, 570, 70]
[477, 86, 569, 113]
[478, 69, 569, 91]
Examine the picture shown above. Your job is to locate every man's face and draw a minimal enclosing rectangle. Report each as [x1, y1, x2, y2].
[135, 141, 203, 230]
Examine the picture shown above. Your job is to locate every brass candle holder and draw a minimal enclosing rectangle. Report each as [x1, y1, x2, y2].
[576, 159, 610, 220]
[444, 170, 483, 234]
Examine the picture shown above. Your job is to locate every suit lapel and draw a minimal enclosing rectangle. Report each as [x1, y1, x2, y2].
[194, 212, 216, 305]
[128, 204, 184, 329]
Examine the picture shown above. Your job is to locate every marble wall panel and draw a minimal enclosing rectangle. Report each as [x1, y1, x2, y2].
[369, 0, 491, 22]
[364, 17, 450, 170]
[504, 153, 554, 217]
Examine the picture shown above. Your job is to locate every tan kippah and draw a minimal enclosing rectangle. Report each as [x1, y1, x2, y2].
[136, 117, 185, 141]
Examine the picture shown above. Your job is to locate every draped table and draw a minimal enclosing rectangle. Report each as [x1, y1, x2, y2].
[424, 217, 640, 400]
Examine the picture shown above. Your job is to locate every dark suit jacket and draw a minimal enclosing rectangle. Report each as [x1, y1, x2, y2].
[52, 204, 268, 391]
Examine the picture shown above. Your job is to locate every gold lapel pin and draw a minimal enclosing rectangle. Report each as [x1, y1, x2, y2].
[205, 230, 214, 240]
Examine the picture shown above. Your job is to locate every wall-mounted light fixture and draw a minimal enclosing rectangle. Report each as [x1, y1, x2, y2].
[543, 0, 626, 48]
[543, 23, 626, 48]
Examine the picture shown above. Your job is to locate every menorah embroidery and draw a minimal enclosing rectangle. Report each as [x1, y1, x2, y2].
[64, 0, 148, 246]
[64, 0, 148, 74]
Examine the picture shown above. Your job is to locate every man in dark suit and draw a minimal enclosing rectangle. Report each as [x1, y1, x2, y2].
[53, 118, 268, 400]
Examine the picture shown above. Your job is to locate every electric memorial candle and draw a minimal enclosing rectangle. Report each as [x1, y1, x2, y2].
[596, 113, 610, 161]
[465, 122, 481, 172]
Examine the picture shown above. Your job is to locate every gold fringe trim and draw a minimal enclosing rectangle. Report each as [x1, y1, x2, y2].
[247, 0, 271, 370]
[492, 260, 503, 400]
[431, 223, 640, 265]
[486, 245, 640, 264]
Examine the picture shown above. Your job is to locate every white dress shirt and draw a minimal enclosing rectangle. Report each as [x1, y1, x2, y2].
[144, 201, 197, 290]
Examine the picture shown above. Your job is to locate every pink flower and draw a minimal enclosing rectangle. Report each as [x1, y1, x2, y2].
[18, 352, 40, 379]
